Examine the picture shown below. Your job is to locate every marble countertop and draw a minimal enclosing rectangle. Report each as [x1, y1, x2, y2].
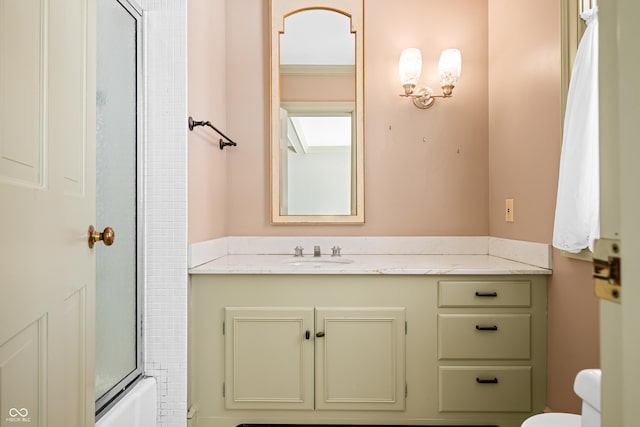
[189, 254, 552, 275]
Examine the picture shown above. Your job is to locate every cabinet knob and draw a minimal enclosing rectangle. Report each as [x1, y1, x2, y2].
[305, 330, 311, 340]
[316, 332, 325, 338]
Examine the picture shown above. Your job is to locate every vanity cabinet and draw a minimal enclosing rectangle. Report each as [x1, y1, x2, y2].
[224, 307, 406, 411]
[189, 274, 547, 427]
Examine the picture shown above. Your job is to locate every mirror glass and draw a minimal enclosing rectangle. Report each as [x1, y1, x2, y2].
[270, 1, 364, 224]
[280, 101, 355, 215]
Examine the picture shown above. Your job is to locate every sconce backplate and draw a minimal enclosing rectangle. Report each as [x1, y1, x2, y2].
[412, 87, 435, 109]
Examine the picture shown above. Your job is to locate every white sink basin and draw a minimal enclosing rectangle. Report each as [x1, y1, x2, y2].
[284, 257, 354, 266]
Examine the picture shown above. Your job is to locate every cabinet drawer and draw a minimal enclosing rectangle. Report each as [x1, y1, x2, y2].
[438, 280, 531, 307]
[439, 366, 531, 412]
[438, 314, 531, 359]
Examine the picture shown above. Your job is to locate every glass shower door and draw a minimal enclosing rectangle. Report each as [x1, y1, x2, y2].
[95, 0, 143, 413]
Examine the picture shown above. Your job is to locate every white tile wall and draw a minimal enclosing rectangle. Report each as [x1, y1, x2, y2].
[141, 2, 188, 426]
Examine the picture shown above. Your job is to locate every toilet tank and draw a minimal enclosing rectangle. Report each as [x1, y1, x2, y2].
[573, 369, 601, 427]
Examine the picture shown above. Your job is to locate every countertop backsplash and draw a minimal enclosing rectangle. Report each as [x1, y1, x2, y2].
[188, 236, 552, 274]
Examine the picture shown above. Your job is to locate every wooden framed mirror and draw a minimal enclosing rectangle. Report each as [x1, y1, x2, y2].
[270, 0, 364, 224]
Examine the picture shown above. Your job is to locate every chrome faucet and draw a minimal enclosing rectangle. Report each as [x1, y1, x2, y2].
[314, 245, 321, 257]
[331, 246, 342, 257]
[294, 246, 304, 257]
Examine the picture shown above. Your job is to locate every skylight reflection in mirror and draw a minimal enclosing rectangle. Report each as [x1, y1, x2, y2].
[288, 116, 352, 154]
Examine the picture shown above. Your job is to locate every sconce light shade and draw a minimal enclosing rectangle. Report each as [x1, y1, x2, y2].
[399, 47, 461, 109]
[399, 48, 422, 87]
[438, 48, 462, 90]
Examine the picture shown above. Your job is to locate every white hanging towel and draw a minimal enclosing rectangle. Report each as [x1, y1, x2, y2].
[553, 7, 600, 253]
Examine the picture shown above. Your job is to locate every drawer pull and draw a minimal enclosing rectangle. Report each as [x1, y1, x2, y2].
[475, 291, 498, 297]
[475, 325, 499, 331]
[476, 377, 499, 384]
[316, 331, 325, 338]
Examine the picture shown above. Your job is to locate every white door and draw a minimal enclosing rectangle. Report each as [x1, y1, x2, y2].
[0, 0, 96, 425]
[598, 0, 640, 426]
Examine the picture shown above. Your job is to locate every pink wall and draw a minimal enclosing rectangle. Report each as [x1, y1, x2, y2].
[188, 0, 228, 242]
[547, 252, 599, 412]
[224, 0, 489, 236]
[281, 74, 355, 101]
[488, 0, 562, 242]
[487, 0, 599, 413]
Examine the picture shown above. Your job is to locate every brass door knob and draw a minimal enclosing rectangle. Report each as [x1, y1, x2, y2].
[88, 225, 115, 248]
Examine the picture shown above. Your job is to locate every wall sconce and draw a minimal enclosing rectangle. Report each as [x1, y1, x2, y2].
[399, 48, 462, 109]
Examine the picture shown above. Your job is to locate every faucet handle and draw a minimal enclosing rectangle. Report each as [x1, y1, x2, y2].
[331, 246, 342, 257]
[294, 246, 304, 257]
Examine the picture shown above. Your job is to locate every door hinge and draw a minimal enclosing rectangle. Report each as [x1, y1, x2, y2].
[593, 238, 621, 303]
[222, 321, 225, 335]
[222, 382, 225, 397]
[405, 321, 408, 335]
[405, 383, 408, 397]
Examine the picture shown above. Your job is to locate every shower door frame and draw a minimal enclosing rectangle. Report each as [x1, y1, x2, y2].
[94, 0, 145, 418]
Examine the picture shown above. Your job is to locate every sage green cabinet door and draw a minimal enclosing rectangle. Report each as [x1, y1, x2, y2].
[224, 307, 315, 410]
[315, 307, 406, 411]
[224, 306, 406, 411]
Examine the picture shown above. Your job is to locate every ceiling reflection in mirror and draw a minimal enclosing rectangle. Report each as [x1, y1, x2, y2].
[280, 10, 354, 66]
[271, 1, 364, 224]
